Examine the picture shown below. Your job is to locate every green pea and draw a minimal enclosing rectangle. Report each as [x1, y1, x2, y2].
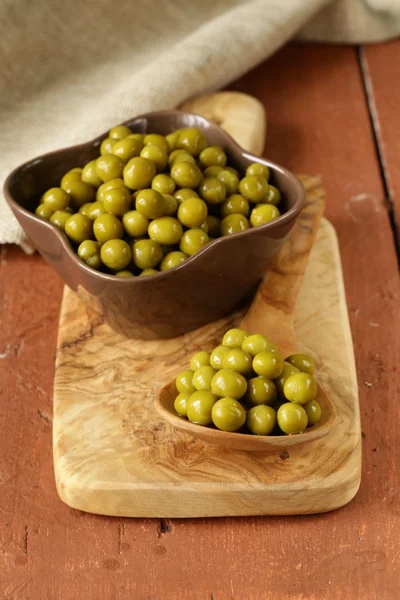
[166, 131, 180, 152]
[250, 204, 280, 227]
[221, 194, 249, 218]
[93, 214, 123, 243]
[109, 125, 132, 140]
[198, 177, 226, 204]
[199, 145, 227, 167]
[177, 128, 207, 156]
[151, 174, 176, 195]
[277, 403, 308, 434]
[77, 240, 102, 269]
[79, 201, 106, 220]
[204, 165, 223, 178]
[246, 162, 270, 180]
[253, 351, 284, 379]
[178, 198, 208, 228]
[148, 217, 183, 245]
[65, 213, 93, 244]
[96, 179, 126, 202]
[264, 185, 281, 206]
[173, 188, 199, 203]
[246, 405, 276, 435]
[122, 210, 149, 237]
[239, 175, 268, 203]
[168, 150, 196, 167]
[217, 170, 239, 195]
[224, 166, 239, 177]
[100, 239, 132, 270]
[50, 210, 71, 231]
[176, 369, 195, 394]
[285, 353, 315, 375]
[222, 348, 253, 376]
[242, 333, 278, 356]
[132, 239, 163, 270]
[206, 215, 221, 238]
[35, 204, 53, 220]
[170, 162, 203, 188]
[211, 369, 247, 400]
[135, 189, 165, 219]
[42, 187, 70, 211]
[126, 133, 145, 144]
[179, 229, 209, 256]
[222, 328, 249, 348]
[221, 214, 250, 236]
[210, 345, 230, 369]
[192, 366, 217, 391]
[82, 160, 103, 187]
[247, 376, 277, 406]
[162, 194, 179, 216]
[95, 155, 125, 183]
[190, 351, 211, 371]
[140, 144, 168, 172]
[123, 157, 157, 190]
[174, 392, 191, 417]
[187, 390, 218, 426]
[103, 187, 132, 217]
[100, 138, 117, 155]
[212, 397, 246, 432]
[63, 181, 95, 208]
[283, 373, 318, 405]
[275, 362, 300, 397]
[139, 268, 159, 276]
[112, 137, 142, 162]
[160, 251, 188, 271]
[60, 168, 82, 189]
[304, 400, 322, 426]
[143, 133, 169, 152]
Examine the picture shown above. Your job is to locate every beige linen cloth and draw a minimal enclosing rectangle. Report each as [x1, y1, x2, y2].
[1, 0, 399, 247]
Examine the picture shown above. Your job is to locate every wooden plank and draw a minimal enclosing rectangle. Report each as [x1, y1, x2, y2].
[361, 41, 400, 247]
[0, 248, 158, 598]
[0, 42, 399, 599]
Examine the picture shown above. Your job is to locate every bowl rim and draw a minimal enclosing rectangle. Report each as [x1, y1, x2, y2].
[4, 109, 305, 282]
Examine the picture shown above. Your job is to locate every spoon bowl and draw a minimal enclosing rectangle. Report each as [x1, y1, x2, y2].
[156, 379, 336, 451]
[155, 188, 337, 450]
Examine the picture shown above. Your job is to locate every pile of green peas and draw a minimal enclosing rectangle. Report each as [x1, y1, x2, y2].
[34, 125, 283, 276]
[174, 328, 322, 435]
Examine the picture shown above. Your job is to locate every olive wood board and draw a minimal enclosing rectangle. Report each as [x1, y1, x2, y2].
[53, 176, 361, 517]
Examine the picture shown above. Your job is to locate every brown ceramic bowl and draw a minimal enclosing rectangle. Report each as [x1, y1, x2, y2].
[4, 111, 305, 339]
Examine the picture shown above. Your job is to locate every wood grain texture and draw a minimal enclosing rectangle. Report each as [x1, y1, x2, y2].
[1, 43, 400, 600]
[241, 175, 324, 356]
[54, 176, 360, 517]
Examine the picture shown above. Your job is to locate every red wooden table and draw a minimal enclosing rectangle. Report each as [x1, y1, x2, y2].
[1, 42, 399, 600]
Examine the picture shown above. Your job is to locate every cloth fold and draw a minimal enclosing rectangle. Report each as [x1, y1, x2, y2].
[1, 0, 399, 246]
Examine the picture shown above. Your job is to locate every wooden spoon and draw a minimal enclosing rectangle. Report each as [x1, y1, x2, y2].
[155, 190, 337, 451]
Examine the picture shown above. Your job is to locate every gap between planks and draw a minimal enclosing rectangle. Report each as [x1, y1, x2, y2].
[357, 45, 400, 266]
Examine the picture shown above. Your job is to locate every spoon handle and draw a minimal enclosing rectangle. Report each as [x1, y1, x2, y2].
[179, 91, 266, 155]
[241, 176, 325, 356]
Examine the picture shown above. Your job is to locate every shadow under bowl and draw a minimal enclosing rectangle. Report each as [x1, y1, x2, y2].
[4, 111, 305, 339]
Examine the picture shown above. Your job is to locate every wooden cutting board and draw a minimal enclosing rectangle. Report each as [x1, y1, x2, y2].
[53, 94, 361, 517]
